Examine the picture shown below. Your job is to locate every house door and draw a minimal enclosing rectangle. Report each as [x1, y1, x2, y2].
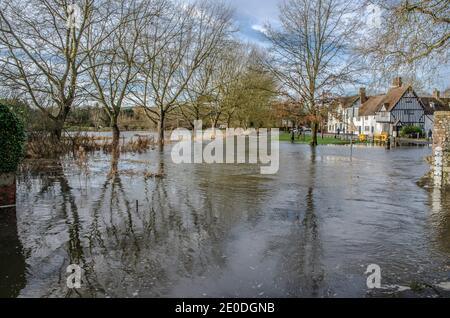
[395, 125, 402, 137]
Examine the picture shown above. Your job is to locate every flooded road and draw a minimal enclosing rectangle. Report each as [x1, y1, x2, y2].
[2, 142, 450, 297]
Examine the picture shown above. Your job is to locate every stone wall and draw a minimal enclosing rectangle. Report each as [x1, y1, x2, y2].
[433, 111, 450, 187]
[0, 173, 16, 207]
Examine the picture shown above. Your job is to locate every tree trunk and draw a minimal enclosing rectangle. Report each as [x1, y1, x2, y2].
[214, 114, 221, 129]
[112, 123, 120, 151]
[109, 144, 120, 176]
[158, 112, 165, 148]
[311, 121, 319, 147]
[227, 115, 232, 128]
[52, 105, 71, 141]
[109, 121, 120, 176]
[53, 121, 64, 142]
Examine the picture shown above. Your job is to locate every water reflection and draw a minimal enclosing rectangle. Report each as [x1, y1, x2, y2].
[0, 207, 26, 298]
[46, 152, 254, 297]
[109, 147, 120, 176]
[429, 188, 450, 255]
[8, 144, 450, 297]
[297, 148, 323, 296]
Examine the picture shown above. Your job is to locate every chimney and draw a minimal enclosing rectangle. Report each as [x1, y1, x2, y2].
[433, 89, 440, 99]
[392, 77, 403, 88]
[359, 87, 367, 103]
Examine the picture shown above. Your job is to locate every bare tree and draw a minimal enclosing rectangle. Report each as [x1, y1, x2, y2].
[232, 54, 278, 129]
[0, 0, 101, 140]
[211, 48, 278, 129]
[360, 0, 449, 65]
[85, 0, 164, 150]
[132, 0, 234, 146]
[180, 40, 248, 129]
[356, 0, 449, 88]
[264, 0, 362, 146]
[176, 44, 225, 130]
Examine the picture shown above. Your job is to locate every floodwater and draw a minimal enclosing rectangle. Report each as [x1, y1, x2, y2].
[1, 139, 450, 298]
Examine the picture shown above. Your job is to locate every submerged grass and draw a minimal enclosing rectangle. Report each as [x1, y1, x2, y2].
[25, 132, 156, 159]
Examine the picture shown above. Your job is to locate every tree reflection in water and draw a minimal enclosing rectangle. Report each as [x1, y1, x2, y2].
[300, 147, 324, 296]
[66, 151, 239, 297]
[275, 147, 324, 297]
[12, 161, 89, 297]
[11, 145, 450, 297]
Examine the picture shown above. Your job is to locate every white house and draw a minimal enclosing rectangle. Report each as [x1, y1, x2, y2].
[328, 77, 450, 136]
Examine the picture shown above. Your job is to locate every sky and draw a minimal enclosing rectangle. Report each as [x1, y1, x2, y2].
[225, 0, 449, 93]
[226, 0, 280, 45]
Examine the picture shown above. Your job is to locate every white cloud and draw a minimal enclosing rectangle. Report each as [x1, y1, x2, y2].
[251, 24, 268, 35]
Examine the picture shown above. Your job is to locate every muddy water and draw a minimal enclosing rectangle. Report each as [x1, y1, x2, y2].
[2, 143, 450, 297]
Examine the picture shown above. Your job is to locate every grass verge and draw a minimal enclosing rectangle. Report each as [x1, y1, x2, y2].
[279, 132, 354, 145]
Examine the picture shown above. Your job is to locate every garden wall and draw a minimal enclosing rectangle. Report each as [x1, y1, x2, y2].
[0, 173, 16, 207]
[433, 111, 450, 187]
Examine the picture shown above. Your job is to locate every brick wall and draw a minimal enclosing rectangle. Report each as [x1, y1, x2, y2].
[0, 173, 16, 207]
[433, 111, 450, 187]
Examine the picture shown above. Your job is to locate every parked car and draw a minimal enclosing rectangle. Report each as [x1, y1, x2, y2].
[302, 127, 312, 132]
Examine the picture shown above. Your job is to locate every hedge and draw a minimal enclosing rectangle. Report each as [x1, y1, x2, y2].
[400, 125, 424, 138]
[0, 102, 26, 173]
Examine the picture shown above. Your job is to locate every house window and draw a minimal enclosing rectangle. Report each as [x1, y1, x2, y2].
[365, 126, 370, 132]
[365, 116, 369, 120]
[371, 127, 374, 133]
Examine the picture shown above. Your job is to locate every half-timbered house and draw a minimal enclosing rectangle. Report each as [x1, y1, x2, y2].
[327, 77, 450, 136]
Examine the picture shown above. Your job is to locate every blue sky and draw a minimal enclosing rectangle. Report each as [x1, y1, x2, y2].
[226, 0, 448, 92]
[226, 0, 280, 44]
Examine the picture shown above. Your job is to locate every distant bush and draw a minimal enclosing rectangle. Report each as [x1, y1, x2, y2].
[0, 98, 29, 123]
[0, 98, 57, 132]
[400, 125, 424, 138]
[0, 102, 26, 173]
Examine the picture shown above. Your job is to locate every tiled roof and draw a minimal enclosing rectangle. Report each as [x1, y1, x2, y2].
[335, 85, 450, 117]
[358, 95, 386, 116]
[359, 86, 412, 116]
[334, 95, 360, 109]
[420, 96, 450, 115]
